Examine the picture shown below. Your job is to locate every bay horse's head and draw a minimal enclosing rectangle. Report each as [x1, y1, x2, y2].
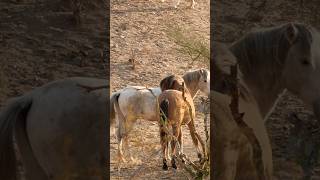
[160, 75, 185, 92]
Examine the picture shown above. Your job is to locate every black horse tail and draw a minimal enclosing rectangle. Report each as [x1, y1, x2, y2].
[159, 99, 169, 143]
[160, 99, 169, 123]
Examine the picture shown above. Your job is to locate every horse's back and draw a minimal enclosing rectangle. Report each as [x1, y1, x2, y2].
[159, 90, 194, 123]
[118, 86, 159, 120]
[25, 77, 107, 179]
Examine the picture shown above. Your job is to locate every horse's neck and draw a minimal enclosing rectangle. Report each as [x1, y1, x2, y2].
[184, 80, 199, 98]
[243, 79, 283, 118]
[231, 31, 287, 118]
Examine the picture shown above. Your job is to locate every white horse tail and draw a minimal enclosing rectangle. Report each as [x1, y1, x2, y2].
[0, 96, 47, 180]
[110, 92, 121, 128]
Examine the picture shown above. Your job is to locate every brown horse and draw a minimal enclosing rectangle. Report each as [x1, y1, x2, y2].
[158, 75, 205, 170]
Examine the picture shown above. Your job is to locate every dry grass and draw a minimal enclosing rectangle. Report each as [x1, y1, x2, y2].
[166, 26, 209, 67]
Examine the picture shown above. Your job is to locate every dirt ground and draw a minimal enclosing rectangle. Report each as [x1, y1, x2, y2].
[110, 0, 209, 179]
[213, 0, 320, 179]
[0, 0, 107, 106]
[0, 0, 107, 179]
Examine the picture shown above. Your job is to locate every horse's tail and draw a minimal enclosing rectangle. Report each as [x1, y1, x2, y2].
[110, 91, 123, 126]
[160, 99, 169, 123]
[0, 96, 46, 180]
[159, 99, 169, 143]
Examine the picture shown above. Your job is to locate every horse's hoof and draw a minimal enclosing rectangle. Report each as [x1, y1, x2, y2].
[163, 163, 168, 170]
[171, 159, 177, 169]
[172, 163, 177, 169]
[197, 153, 202, 160]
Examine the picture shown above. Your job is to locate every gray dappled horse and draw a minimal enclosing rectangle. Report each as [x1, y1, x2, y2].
[230, 22, 320, 120]
[0, 77, 107, 180]
[213, 22, 320, 179]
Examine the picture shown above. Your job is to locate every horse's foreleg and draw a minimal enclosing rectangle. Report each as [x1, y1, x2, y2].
[187, 121, 203, 160]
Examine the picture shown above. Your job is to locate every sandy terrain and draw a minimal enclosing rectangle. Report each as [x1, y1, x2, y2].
[0, 0, 107, 107]
[0, 0, 107, 179]
[213, 0, 320, 179]
[110, 0, 209, 179]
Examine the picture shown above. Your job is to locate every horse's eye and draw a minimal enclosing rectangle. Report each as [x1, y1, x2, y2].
[204, 80, 207, 83]
[301, 58, 310, 65]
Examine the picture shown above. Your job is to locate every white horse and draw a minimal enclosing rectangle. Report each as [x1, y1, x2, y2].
[0, 77, 107, 180]
[110, 68, 210, 162]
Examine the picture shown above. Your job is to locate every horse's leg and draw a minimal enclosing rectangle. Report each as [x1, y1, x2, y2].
[187, 120, 203, 160]
[117, 115, 127, 163]
[177, 127, 185, 164]
[170, 124, 180, 169]
[178, 127, 183, 154]
[160, 126, 168, 170]
[123, 117, 138, 163]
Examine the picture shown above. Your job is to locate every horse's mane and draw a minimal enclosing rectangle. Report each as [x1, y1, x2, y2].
[212, 42, 252, 102]
[230, 23, 313, 91]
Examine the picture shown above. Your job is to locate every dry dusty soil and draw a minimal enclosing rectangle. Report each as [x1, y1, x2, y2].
[110, 0, 209, 179]
[0, 0, 107, 178]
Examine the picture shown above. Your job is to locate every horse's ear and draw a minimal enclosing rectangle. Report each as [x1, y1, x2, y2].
[168, 76, 175, 89]
[285, 23, 298, 44]
[160, 77, 167, 91]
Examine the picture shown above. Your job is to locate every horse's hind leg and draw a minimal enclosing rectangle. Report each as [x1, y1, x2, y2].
[160, 127, 169, 170]
[178, 128, 183, 154]
[117, 116, 127, 163]
[170, 125, 180, 169]
[187, 121, 203, 160]
[117, 132, 126, 163]
[123, 117, 137, 163]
